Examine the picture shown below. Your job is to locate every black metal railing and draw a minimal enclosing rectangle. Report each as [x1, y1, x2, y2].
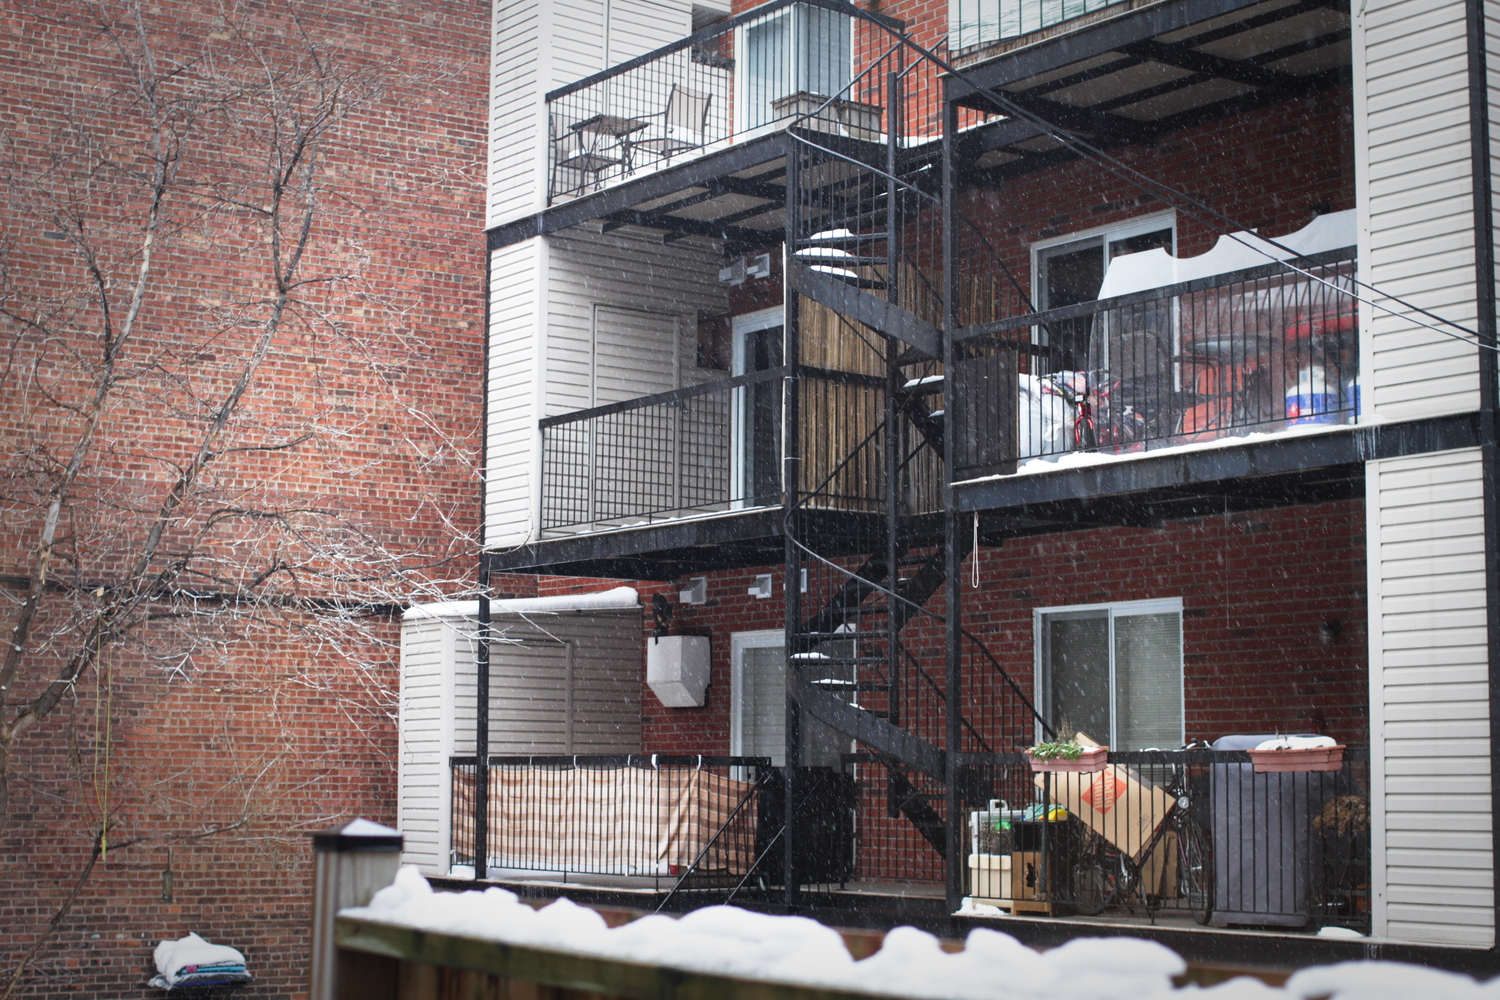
[961, 748, 1371, 932]
[950, 0, 1130, 53]
[951, 249, 1359, 477]
[451, 755, 772, 884]
[539, 367, 899, 534]
[544, 0, 956, 202]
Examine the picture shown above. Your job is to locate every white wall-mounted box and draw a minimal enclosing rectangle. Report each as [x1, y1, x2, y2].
[646, 635, 711, 707]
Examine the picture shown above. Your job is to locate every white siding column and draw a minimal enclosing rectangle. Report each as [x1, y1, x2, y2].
[1369, 450, 1494, 946]
[398, 616, 459, 875]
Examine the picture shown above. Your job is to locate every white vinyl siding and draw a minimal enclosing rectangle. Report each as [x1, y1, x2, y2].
[399, 608, 644, 875]
[485, 224, 726, 548]
[398, 614, 473, 875]
[544, 227, 726, 418]
[1354, 0, 1484, 420]
[486, 240, 544, 549]
[485, 612, 645, 754]
[1368, 449, 1493, 947]
[489, 0, 543, 228]
[594, 306, 679, 406]
[488, 0, 695, 227]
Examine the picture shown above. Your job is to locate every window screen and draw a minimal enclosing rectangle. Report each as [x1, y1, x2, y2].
[1045, 613, 1109, 743]
[739, 644, 787, 765]
[1113, 611, 1182, 750]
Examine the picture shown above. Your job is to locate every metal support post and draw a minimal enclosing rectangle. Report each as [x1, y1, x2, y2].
[885, 69, 903, 730]
[475, 573, 491, 881]
[1464, 0, 1500, 941]
[940, 101, 966, 912]
[783, 141, 804, 908]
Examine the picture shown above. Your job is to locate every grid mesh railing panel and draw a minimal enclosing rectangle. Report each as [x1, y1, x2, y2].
[962, 749, 1371, 931]
[950, 0, 1130, 52]
[545, 0, 965, 202]
[951, 252, 1358, 477]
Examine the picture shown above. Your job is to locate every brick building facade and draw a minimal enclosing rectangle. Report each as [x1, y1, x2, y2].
[0, 2, 490, 995]
[615, 498, 1367, 759]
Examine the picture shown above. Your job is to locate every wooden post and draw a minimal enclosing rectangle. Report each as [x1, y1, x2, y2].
[310, 819, 404, 1000]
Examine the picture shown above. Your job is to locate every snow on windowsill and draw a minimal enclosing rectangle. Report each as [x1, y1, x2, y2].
[344, 867, 1500, 1000]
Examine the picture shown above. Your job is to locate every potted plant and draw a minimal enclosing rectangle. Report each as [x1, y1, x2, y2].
[1026, 739, 1109, 773]
[1247, 738, 1345, 773]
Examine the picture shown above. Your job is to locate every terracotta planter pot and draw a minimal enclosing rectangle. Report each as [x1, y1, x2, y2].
[1248, 745, 1345, 773]
[1027, 747, 1109, 773]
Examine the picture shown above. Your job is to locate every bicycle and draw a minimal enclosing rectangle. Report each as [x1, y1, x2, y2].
[1062, 744, 1213, 925]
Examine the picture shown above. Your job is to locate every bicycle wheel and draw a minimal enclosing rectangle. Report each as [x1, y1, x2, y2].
[1176, 812, 1212, 925]
[1067, 843, 1129, 916]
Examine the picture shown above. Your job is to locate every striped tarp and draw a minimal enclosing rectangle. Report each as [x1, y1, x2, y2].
[454, 765, 759, 876]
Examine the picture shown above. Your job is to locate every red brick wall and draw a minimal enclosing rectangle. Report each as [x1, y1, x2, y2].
[958, 84, 1355, 312]
[640, 499, 1368, 754]
[0, 2, 489, 996]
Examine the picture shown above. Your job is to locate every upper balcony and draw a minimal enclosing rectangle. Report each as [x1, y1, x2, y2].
[543, 0, 945, 207]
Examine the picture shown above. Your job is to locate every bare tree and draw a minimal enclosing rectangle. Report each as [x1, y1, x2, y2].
[0, 3, 479, 990]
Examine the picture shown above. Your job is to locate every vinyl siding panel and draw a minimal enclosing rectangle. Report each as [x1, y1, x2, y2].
[489, 0, 542, 227]
[399, 616, 465, 875]
[543, 226, 729, 421]
[487, 241, 542, 547]
[469, 612, 644, 754]
[1356, 0, 1484, 421]
[1369, 449, 1493, 947]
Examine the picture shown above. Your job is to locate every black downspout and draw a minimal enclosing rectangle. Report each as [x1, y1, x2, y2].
[886, 69, 903, 732]
[783, 137, 803, 910]
[941, 100, 965, 913]
[1465, 0, 1500, 946]
[474, 241, 493, 881]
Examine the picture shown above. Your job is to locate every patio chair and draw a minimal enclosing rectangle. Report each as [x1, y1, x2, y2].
[630, 84, 712, 165]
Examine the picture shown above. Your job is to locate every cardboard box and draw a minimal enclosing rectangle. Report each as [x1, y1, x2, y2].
[1034, 766, 1175, 862]
[1009, 851, 1054, 915]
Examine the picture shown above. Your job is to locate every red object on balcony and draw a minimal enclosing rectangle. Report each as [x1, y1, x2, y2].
[1247, 745, 1346, 773]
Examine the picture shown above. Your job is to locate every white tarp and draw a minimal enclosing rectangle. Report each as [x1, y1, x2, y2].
[1097, 209, 1356, 300]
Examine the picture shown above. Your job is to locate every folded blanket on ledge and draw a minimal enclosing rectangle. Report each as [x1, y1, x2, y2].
[151, 933, 252, 990]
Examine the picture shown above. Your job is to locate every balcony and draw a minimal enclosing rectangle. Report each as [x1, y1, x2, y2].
[448, 750, 1370, 935]
[539, 367, 941, 537]
[544, 0, 937, 205]
[951, 246, 1358, 479]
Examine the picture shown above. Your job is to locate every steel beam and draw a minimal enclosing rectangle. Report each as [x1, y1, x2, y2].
[952, 413, 1482, 513]
[486, 135, 788, 251]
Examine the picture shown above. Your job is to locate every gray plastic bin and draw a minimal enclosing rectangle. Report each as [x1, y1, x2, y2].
[1209, 733, 1337, 927]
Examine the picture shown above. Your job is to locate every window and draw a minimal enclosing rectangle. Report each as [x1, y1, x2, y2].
[1035, 598, 1183, 751]
[738, 4, 853, 130]
[730, 630, 849, 767]
[1033, 216, 1174, 372]
[731, 308, 783, 506]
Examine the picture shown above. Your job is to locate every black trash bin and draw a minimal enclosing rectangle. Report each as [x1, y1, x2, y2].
[1209, 733, 1339, 927]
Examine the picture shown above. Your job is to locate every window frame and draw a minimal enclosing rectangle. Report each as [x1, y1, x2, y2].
[730, 629, 786, 764]
[1032, 596, 1184, 750]
[730, 306, 785, 506]
[1030, 213, 1177, 371]
[733, 4, 855, 133]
